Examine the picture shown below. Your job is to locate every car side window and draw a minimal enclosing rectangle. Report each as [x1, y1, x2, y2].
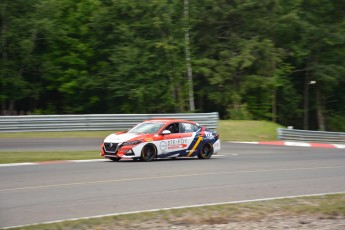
[180, 122, 198, 133]
[165, 123, 179, 133]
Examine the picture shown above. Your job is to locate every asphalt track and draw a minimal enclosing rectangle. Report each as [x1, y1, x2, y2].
[0, 141, 345, 228]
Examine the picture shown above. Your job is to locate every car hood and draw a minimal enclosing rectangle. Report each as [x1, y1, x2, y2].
[104, 133, 144, 143]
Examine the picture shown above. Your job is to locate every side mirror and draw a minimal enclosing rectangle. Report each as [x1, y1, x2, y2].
[161, 130, 171, 135]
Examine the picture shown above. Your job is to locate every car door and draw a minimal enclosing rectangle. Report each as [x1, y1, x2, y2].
[157, 122, 189, 155]
[179, 122, 203, 157]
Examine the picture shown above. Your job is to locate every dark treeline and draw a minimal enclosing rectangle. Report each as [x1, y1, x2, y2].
[1, 0, 345, 131]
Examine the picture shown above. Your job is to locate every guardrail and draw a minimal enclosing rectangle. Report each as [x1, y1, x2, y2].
[277, 128, 345, 144]
[0, 112, 219, 132]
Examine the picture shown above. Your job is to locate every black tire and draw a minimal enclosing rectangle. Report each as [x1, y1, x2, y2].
[197, 142, 214, 159]
[140, 144, 157, 162]
[107, 157, 121, 162]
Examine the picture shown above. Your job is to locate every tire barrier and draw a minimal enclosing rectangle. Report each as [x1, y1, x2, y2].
[278, 128, 345, 144]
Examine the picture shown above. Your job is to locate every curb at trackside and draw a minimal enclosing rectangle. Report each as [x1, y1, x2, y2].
[231, 141, 345, 149]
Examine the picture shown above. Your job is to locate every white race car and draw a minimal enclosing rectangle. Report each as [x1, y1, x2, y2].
[100, 119, 220, 161]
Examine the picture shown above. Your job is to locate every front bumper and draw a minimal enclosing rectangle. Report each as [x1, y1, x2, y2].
[101, 142, 138, 158]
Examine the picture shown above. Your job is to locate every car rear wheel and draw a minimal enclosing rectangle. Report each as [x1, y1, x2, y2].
[140, 144, 156, 162]
[197, 142, 213, 159]
[107, 157, 121, 162]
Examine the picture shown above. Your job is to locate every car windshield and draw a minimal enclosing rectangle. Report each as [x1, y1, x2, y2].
[128, 122, 165, 134]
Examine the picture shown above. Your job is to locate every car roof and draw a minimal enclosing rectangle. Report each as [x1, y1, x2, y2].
[143, 119, 198, 124]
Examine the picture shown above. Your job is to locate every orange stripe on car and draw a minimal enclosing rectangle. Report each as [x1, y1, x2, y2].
[187, 136, 203, 157]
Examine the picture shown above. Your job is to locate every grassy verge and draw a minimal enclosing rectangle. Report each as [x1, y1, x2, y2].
[0, 151, 98, 164]
[0, 131, 112, 138]
[10, 194, 345, 230]
[218, 120, 282, 141]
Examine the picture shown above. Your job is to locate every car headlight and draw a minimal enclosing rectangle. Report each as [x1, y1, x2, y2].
[122, 140, 143, 146]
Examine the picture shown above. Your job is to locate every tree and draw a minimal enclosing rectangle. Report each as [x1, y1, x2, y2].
[90, 0, 187, 113]
[2, 0, 345, 131]
[0, 0, 41, 114]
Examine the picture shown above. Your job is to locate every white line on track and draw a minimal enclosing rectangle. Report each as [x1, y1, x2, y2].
[3, 191, 345, 229]
[0, 159, 106, 167]
[231, 141, 345, 149]
[0, 155, 226, 167]
[0, 162, 38, 167]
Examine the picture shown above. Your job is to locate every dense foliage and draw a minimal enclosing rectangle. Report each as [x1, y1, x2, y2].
[1, 0, 345, 131]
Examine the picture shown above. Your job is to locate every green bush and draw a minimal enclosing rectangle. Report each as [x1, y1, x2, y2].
[327, 114, 345, 132]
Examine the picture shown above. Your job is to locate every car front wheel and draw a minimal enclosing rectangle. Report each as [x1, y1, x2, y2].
[140, 144, 157, 162]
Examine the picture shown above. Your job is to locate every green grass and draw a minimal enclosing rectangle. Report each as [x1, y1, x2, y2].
[10, 194, 345, 230]
[0, 151, 99, 164]
[0, 120, 282, 164]
[0, 130, 112, 138]
[218, 120, 282, 141]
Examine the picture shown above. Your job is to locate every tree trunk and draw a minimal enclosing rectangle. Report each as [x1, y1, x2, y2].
[272, 88, 277, 123]
[9, 99, 15, 115]
[1, 1, 8, 115]
[184, 0, 195, 112]
[304, 56, 312, 130]
[315, 84, 325, 131]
